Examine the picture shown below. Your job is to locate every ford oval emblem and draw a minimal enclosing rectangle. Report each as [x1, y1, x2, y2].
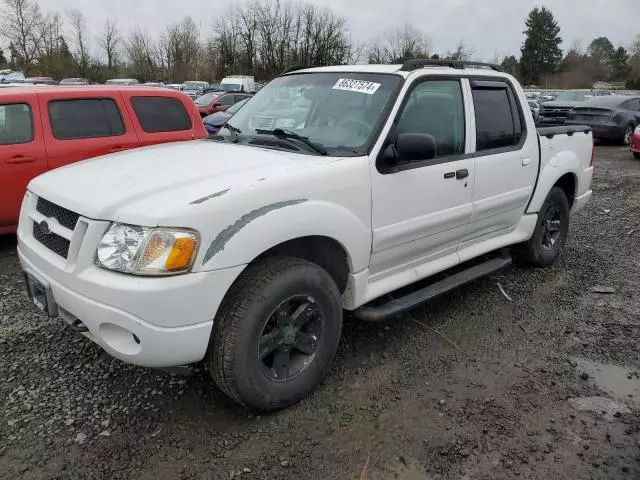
[39, 220, 52, 235]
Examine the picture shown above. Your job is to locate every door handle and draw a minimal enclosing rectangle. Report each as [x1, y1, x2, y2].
[521, 157, 531, 166]
[455, 169, 469, 179]
[6, 155, 36, 164]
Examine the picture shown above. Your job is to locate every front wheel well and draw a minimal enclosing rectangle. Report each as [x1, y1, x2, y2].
[553, 173, 576, 208]
[254, 236, 350, 293]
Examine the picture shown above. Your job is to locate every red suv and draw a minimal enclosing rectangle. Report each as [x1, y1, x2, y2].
[195, 91, 251, 117]
[0, 86, 206, 234]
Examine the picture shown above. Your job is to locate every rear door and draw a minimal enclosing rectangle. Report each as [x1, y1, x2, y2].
[461, 79, 538, 253]
[40, 91, 139, 170]
[124, 93, 196, 145]
[0, 94, 46, 230]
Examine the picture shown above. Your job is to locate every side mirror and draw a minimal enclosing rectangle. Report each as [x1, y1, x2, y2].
[395, 132, 437, 162]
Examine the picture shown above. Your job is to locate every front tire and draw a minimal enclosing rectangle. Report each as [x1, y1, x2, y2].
[209, 256, 342, 411]
[515, 187, 570, 267]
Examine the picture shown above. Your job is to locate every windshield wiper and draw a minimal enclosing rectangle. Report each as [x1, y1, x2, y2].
[256, 128, 327, 155]
[222, 123, 242, 142]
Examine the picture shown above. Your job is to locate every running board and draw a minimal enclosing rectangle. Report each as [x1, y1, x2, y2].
[353, 253, 512, 321]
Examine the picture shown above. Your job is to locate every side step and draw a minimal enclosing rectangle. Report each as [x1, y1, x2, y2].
[353, 252, 512, 322]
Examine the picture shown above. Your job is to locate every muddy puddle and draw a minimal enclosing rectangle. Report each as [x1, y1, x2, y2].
[572, 356, 640, 408]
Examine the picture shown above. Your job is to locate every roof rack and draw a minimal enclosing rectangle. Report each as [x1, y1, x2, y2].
[400, 59, 502, 72]
[281, 65, 317, 75]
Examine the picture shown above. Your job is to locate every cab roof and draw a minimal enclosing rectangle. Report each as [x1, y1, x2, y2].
[288, 63, 509, 80]
[0, 85, 179, 96]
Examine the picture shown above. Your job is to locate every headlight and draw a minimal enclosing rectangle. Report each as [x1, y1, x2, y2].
[96, 223, 199, 275]
[635, 126, 640, 134]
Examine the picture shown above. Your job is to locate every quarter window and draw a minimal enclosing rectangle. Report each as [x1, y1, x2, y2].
[472, 85, 522, 151]
[0, 103, 33, 145]
[396, 80, 465, 158]
[48, 98, 125, 140]
[131, 97, 192, 133]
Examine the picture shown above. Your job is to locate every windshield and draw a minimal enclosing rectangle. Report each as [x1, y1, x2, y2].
[222, 83, 242, 92]
[555, 91, 590, 102]
[221, 72, 402, 155]
[195, 92, 220, 105]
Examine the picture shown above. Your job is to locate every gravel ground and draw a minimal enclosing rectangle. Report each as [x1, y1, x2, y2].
[1, 145, 639, 480]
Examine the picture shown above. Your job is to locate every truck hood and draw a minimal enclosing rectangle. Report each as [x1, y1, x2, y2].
[28, 139, 329, 226]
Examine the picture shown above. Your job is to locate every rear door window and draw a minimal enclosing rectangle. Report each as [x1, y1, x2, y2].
[48, 98, 125, 140]
[0, 103, 33, 144]
[130, 96, 192, 133]
[472, 84, 522, 151]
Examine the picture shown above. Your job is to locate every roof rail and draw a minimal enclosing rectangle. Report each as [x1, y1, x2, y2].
[281, 65, 316, 75]
[400, 59, 502, 72]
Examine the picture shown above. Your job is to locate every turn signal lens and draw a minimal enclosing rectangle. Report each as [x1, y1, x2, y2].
[165, 237, 197, 271]
[136, 229, 199, 275]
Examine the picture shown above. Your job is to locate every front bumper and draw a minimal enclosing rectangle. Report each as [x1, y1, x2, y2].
[629, 133, 640, 153]
[17, 192, 245, 368]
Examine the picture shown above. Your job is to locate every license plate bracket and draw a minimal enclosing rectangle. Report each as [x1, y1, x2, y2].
[24, 272, 58, 318]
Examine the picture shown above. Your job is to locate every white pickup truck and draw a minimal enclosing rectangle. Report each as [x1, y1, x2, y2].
[17, 60, 594, 411]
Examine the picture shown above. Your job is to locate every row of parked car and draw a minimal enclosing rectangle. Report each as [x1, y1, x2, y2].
[525, 89, 640, 158]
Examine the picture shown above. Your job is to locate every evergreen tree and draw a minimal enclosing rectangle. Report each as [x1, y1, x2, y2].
[520, 7, 563, 85]
[611, 46, 629, 81]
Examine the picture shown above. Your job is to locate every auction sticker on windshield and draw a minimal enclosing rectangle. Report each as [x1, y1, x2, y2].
[333, 78, 381, 95]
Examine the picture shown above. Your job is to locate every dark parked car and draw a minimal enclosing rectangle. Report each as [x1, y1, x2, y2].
[537, 90, 592, 125]
[203, 97, 249, 134]
[565, 96, 640, 145]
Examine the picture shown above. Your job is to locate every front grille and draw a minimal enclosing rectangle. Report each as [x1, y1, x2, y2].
[36, 197, 80, 231]
[33, 221, 70, 258]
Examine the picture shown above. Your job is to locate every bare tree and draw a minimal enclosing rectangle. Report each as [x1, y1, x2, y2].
[98, 19, 121, 70]
[446, 40, 474, 61]
[125, 27, 158, 81]
[67, 9, 90, 76]
[39, 11, 63, 59]
[161, 17, 201, 82]
[0, 0, 43, 74]
[367, 24, 431, 64]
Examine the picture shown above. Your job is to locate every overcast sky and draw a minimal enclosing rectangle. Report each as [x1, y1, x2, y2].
[24, 0, 640, 60]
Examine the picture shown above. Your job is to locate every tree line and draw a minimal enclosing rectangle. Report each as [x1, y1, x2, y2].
[1, 0, 639, 88]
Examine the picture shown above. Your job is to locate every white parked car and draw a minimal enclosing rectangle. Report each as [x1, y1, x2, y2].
[18, 61, 594, 411]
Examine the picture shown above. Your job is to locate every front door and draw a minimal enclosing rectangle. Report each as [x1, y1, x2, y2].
[369, 78, 474, 281]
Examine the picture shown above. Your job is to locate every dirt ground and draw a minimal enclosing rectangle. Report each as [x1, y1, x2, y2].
[1, 145, 639, 480]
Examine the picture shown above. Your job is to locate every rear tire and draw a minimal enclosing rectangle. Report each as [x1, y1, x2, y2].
[209, 256, 342, 411]
[515, 187, 570, 267]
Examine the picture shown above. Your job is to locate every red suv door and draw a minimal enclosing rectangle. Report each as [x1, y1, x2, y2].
[0, 93, 47, 233]
[122, 91, 204, 147]
[39, 90, 139, 171]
